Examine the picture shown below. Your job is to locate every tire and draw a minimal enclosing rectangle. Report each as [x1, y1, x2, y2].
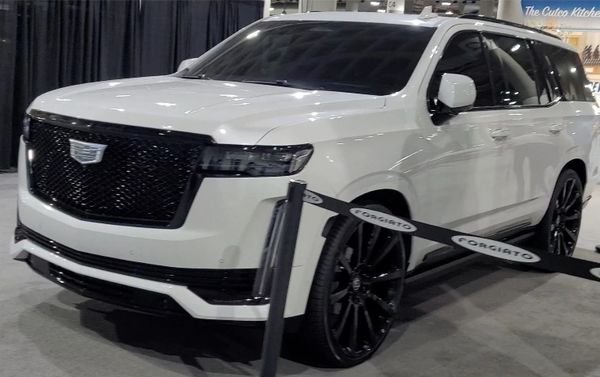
[298, 201, 407, 367]
[533, 169, 583, 256]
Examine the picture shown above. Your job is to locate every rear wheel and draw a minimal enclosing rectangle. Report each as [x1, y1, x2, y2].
[534, 169, 583, 256]
[299, 202, 406, 367]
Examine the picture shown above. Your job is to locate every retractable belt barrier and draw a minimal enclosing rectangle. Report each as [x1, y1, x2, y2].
[303, 189, 600, 283]
[260, 181, 599, 377]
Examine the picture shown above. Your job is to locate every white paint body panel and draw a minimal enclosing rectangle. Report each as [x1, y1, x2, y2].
[12, 13, 600, 320]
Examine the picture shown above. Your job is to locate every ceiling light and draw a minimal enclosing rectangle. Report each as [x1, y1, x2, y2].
[370, 1, 381, 6]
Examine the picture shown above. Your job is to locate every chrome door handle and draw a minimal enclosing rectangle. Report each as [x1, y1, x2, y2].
[549, 124, 563, 134]
[490, 128, 510, 140]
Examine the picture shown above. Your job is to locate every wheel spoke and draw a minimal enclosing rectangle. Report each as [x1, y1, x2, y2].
[564, 228, 577, 243]
[367, 292, 394, 315]
[349, 305, 359, 351]
[564, 192, 581, 212]
[552, 231, 560, 254]
[362, 306, 378, 345]
[560, 179, 570, 202]
[356, 223, 364, 264]
[368, 268, 403, 284]
[560, 233, 570, 255]
[330, 288, 349, 304]
[365, 225, 381, 263]
[564, 211, 581, 222]
[563, 179, 575, 205]
[338, 250, 353, 275]
[371, 235, 399, 267]
[334, 302, 352, 340]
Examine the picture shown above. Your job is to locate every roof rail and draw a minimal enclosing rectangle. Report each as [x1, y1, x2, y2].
[458, 14, 561, 40]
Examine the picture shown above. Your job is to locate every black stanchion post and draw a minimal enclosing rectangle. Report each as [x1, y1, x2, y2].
[260, 180, 307, 377]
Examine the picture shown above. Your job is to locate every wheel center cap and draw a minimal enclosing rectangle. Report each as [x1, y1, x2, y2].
[351, 277, 362, 291]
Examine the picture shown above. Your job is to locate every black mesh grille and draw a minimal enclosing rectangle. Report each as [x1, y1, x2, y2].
[27, 111, 212, 227]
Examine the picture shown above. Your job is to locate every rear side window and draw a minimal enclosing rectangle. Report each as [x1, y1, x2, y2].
[529, 40, 560, 102]
[539, 44, 595, 102]
[483, 34, 548, 106]
[428, 31, 494, 110]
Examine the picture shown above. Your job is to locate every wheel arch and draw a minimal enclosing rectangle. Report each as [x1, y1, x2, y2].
[288, 174, 418, 319]
[562, 158, 587, 188]
[320, 188, 414, 264]
[352, 189, 413, 262]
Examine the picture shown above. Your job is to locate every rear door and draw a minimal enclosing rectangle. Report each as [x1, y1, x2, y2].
[480, 32, 562, 214]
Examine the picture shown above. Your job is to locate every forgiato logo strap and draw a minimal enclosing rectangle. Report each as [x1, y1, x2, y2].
[301, 188, 600, 282]
[350, 208, 417, 233]
[303, 190, 323, 204]
[452, 235, 541, 263]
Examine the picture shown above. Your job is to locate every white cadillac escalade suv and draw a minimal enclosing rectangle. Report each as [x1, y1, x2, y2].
[11, 12, 600, 367]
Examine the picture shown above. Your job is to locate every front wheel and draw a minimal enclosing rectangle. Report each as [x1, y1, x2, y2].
[299, 202, 407, 367]
[534, 169, 583, 256]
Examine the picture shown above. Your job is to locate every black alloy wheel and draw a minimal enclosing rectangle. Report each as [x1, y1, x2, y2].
[300, 202, 406, 367]
[537, 169, 583, 256]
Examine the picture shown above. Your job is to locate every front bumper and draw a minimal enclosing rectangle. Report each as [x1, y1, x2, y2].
[14, 138, 331, 320]
[12, 237, 273, 320]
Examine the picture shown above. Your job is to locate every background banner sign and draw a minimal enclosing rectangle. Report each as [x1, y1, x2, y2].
[522, 1, 600, 18]
[522, 1, 600, 96]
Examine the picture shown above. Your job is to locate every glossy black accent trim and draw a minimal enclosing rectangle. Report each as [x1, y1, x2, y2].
[458, 15, 561, 40]
[25, 110, 213, 228]
[16, 223, 261, 305]
[28, 109, 215, 144]
[27, 253, 190, 316]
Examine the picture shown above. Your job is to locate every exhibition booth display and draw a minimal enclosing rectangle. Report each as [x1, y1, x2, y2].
[523, 0, 600, 95]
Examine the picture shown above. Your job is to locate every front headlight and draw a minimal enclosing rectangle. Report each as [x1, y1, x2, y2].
[199, 144, 313, 177]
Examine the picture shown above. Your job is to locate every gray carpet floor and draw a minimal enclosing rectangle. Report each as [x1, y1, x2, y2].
[1, 172, 599, 377]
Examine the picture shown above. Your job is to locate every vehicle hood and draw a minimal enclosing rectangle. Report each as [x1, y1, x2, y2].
[29, 76, 385, 144]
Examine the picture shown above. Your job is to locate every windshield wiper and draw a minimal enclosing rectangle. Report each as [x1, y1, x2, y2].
[242, 79, 293, 87]
[242, 79, 323, 91]
[180, 73, 212, 80]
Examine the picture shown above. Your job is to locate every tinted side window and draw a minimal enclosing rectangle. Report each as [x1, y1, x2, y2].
[483, 34, 545, 106]
[529, 40, 560, 102]
[428, 32, 493, 110]
[541, 44, 595, 102]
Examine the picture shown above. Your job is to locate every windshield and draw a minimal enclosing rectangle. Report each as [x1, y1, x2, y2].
[181, 21, 436, 96]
